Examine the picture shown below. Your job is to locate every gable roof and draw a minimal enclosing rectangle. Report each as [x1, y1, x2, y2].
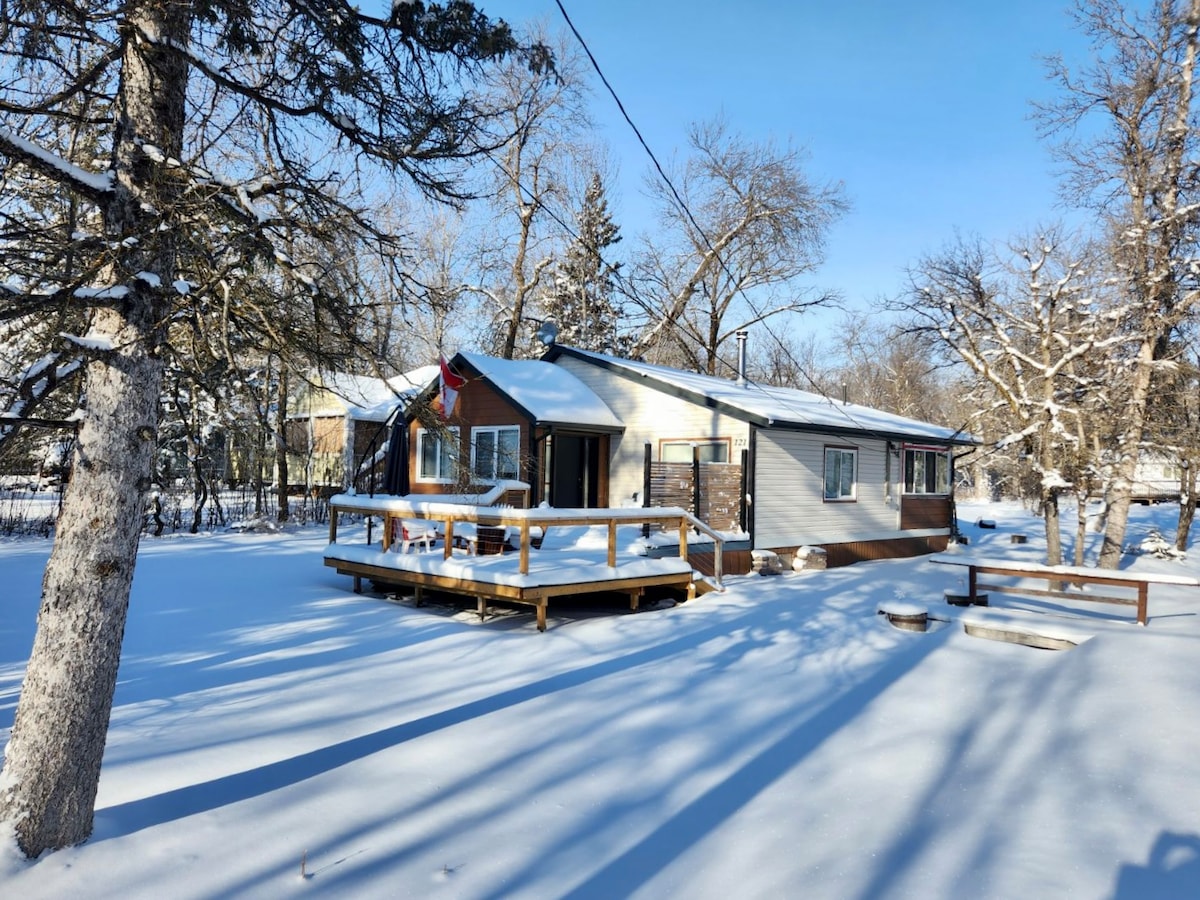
[544, 345, 975, 445]
[301, 365, 439, 422]
[455, 351, 623, 432]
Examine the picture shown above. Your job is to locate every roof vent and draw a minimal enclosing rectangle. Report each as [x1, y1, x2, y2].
[736, 330, 748, 387]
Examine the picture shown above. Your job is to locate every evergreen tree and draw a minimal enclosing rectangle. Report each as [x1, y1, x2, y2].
[543, 171, 625, 353]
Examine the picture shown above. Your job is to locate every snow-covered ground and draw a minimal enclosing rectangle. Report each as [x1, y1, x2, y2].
[1, 501, 1198, 898]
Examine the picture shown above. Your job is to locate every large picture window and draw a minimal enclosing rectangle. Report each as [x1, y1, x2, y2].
[904, 447, 950, 495]
[824, 446, 857, 501]
[416, 427, 458, 482]
[472, 426, 521, 481]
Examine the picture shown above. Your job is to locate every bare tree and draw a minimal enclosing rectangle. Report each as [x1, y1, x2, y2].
[899, 231, 1117, 566]
[827, 314, 954, 424]
[468, 30, 588, 359]
[631, 118, 847, 374]
[1039, 0, 1200, 567]
[0, 0, 547, 857]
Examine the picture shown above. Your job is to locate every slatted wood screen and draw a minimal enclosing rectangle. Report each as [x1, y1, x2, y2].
[647, 462, 742, 532]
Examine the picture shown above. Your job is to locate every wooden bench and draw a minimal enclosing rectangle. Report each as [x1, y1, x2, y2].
[929, 554, 1200, 625]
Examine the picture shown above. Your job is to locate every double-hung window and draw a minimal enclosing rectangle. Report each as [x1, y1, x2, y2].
[904, 447, 950, 495]
[472, 426, 521, 481]
[416, 427, 458, 483]
[824, 446, 857, 501]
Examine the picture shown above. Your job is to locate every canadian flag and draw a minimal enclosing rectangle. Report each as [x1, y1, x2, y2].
[438, 354, 465, 418]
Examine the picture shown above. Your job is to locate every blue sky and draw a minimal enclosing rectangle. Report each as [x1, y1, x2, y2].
[484, 0, 1095, 319]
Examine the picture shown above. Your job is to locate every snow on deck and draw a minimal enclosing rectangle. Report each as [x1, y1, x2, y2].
[324, 542, 694, 589]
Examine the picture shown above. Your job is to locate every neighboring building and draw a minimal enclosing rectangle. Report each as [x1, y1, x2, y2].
[288, 366, 437, 490]
[402, 346, 975, 568]
[1131, 454, 1184, 504]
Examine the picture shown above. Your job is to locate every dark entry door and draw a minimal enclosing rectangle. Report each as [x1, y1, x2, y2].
[551, 435, 600, 508]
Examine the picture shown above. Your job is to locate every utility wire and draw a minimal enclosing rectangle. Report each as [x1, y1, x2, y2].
[552, 0, 897, 438]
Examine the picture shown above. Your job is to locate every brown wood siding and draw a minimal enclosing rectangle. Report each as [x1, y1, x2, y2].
[900, 495, 952, 530]
[408, 378, 534, 495]
[647, 461, 742, 531]
[690, 549, 752, 577]
[819, 535, 950, 568]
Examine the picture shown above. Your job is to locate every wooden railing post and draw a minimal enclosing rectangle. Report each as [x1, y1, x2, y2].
[643, 442, 652, 538]
[739, 448, 749, 533]
[520, 521, 531, 574]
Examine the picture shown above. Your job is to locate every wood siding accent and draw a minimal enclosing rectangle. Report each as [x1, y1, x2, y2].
[753, 430, 900, 548]
[690, 548, 752, 577]
[407, 377, 532, 496]
[900, 495, 952, 530]
[769, 535, 950, 569]
[647, 461, 742, 532]
[554, 356, 751, 505]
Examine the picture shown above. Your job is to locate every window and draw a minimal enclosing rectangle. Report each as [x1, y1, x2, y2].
[824, 447, 857, 501]
[416, 427, 458, 482]
[472, 426, 521, 481]
[904, 447, 950, 495]
[660, 440, 730, 463]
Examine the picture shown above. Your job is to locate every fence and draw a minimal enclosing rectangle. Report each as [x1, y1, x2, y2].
[644, 455, 745, 534]
[0, 482, 330, 538]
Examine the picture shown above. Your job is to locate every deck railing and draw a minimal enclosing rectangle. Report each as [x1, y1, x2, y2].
[329, 495, 724, 589]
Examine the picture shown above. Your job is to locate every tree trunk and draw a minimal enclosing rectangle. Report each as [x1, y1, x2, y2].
[1043, 489, 1063, 567]
[276, 369, 290, 522]
[1074, 489, 1090, 567]
[1178, 465, 1197, 553]
[1098, 344, 1154, 568]
[0, 0, 191, 857]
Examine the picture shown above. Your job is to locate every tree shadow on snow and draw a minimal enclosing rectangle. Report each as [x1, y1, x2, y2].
[92, 605, 848, 841]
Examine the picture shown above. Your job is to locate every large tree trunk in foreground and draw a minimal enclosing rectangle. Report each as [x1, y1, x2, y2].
[0, 321, 164, 855]
[0, 0, 187, 857]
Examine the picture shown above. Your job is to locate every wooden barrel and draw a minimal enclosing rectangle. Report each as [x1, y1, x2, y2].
[884, 610, 928, 632]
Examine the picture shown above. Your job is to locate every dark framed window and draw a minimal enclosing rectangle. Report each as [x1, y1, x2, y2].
[904, 447, 950, 494]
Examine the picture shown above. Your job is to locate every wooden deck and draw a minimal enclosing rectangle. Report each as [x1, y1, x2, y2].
[324, 496, 724, 631]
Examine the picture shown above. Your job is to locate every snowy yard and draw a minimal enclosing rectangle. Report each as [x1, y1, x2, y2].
[2, 501, 1199, 898]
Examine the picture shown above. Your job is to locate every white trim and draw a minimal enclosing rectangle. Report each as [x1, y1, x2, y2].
[416, 426, 459, 483]
[470, 425, 521, 482]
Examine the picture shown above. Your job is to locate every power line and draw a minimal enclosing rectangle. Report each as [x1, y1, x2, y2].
[552, 0, 889, 437]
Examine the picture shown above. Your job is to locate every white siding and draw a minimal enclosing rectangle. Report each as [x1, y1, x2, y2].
[753, 429, 902, 548]
[554, 357, 750, 504]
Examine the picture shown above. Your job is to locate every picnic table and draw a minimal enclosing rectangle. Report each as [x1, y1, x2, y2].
[928, 553, 1200, 626]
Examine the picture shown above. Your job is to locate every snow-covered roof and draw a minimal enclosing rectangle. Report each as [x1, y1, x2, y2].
[350, 365, 439, 422]
[305, 365, 439, 421]
[547, 346, 974, 444]
[456, 351, 623, 431]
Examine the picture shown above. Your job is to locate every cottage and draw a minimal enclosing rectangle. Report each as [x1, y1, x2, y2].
[396, 346, 974, 569]
[396, 352, 623, 505]
[288, 366, 437, 490]
[542, 346, 975, 567]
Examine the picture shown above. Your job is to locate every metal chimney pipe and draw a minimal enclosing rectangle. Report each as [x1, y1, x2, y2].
[736, 329, 748, 386]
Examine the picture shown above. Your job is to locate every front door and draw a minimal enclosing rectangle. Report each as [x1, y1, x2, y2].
[551, 434, 600, 508]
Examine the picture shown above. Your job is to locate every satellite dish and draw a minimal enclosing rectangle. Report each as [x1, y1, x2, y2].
[536, 321, 559, 347]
